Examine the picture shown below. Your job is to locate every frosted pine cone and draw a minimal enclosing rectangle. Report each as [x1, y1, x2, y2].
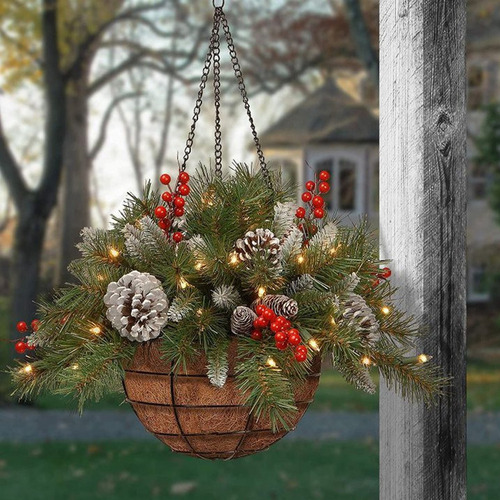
[104, 270, 169, 342]
[341, 293, 380, 345]
[235, 228, 281, 266]
[230, 306, 257, 336]
[253, 294, 299, 319]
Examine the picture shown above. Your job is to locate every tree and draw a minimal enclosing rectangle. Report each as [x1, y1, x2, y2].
[475, 102, 500, 223]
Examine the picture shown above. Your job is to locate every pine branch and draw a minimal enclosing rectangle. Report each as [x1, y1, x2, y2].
[207, 338, 230, 388]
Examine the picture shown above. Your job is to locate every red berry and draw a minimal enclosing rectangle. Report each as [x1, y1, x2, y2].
[318, 181, 330, 193]
[255, 304, 267, 316]
[172, 232, 183, 243]
[372, 278, 381, 288]
[305, 181, 315, 192]
[178, 184, 190, 196]
[155, 206, 167, 219]
[160, 173, 171, 185]
[178, 172, 190, 184]
[275, 331, 287, 343]
[275, 316, 287, 327]
[295, 351, 307, 362]
[312, 196, 324, 208]
[174, 196, 185, 208]
[296, 344, 307, 354]
[310, 225, 318, 235]
[314, 208, 325, 219]
[270, 321, 281, 333]
[159, 218, 172, 230]
[288, 333, 301, 346]
[263, 308, 276, 321]
[174, 207, 185, 217]
[28, 344, 36, 351]
[31, 319, 40, 332]
[16, 322, 28, 333]
[301, 192, 312, 203]
[15, 341, 27, 354]
[255, 316, 268, 328]
[251, 330, 263, 341]
[162, 191, 173, 203]
[298, 223, 304, 231]
[296, 207, 306, 219]
[319, 170, 330, 181]
[282, 319, 292, 330]
[276, 341, 288, 351]
[380, 267, 392, 279]
[287, 328, 299, 338]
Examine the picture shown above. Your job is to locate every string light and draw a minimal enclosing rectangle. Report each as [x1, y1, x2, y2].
[418, 354, 431, 364]
[97, 274, 104, 281]
[361, 356, 372, 367]
[196, 309, 203, 317]
[90, 326, 102, 335]
[229, 253, 239, 265]
[258, 287, 266, 298]
[71, 364, 79, 370]
[330, 316, 337, 326]
[308, 338, 320, 351]
[266, 357, 277, 368]
[22, 364, 33, 374]
[195, 262, 203, 271]
[179, 277, 188, 289]
[330, 243, 341, 255]
[109, 247, 120, 258]
[381, 306, 391, 315]
[297, 254, 305, 264]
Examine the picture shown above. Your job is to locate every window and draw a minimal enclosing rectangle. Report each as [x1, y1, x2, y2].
[469, 162, 489, 201]
[313, 155, 363, 216]
[468, 265, 490, 303]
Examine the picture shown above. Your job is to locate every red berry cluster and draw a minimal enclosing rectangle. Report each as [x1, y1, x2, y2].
[372, 267, 392, 288]
[295, 171, 331, 239]
[14, 320, 39, 354]
[155, 172, 191, 243]
[251, 304, 308, 363]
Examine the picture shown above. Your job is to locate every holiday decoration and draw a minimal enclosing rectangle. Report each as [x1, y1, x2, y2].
[104, 271, 169, 342]
[10, 2, 444, 462]
[235, 228, 281, 266]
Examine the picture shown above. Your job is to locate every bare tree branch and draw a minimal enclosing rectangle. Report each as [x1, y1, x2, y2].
[0, 111, 28, 208]
[90, 91, 141, 160]
[342, 0, 379, 85]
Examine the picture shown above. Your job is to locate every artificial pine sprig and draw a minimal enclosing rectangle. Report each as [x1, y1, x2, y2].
[11, 163, 445, 429]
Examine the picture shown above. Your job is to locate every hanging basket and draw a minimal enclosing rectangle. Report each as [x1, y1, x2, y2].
[124, 338, 321, 460]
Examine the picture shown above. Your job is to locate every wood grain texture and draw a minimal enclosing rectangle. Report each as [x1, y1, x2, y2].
[379, 1, 467, 498]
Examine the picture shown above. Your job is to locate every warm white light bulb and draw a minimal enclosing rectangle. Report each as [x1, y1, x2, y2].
[23, 364, 33, 374]
[71, 364, 79, 370]
[266, 357, 277, 368]
[258, 287, 266, 298]
[195, 262, 203, 271]
[297, 254, 305, 264]
[229, 253, 239, 265]
[179, 278, 188, 289]
[381, 306, 391, 315]
[418, 354, 431, 364]
[90, 326, 102, 335]
[308, 339, 320, 351]
[361, 356, 372, 367]
[109, 248, 120, 258]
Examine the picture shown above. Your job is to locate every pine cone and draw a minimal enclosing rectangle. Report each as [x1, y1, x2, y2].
[104, 270, 169, 342]
[235, 228, 281, 266]
[253, 294, 299, 319]
[230, 306, 257, 336]
[342, 293, 380, 345]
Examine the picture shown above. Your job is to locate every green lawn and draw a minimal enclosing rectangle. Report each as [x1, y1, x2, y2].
[0, 440, 497, 500]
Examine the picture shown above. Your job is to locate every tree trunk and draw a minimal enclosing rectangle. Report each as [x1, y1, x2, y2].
[56, 76, 91, 285]
[11, 196, 48, 339]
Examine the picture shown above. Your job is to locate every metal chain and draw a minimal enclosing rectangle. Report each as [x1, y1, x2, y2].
[220, 10, 271, 188]
[181, 5, 271, 191]
[212, 10, 223, 176]
[180, 8, 221, 172]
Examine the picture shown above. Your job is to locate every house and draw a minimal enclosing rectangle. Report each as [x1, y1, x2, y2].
[261, 8, 500, 307]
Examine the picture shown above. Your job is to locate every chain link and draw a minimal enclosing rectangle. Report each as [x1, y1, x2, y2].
[212, 9, 223, 176]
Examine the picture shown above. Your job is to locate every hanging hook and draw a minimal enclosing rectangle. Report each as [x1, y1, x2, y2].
[213, 0, 225, 7]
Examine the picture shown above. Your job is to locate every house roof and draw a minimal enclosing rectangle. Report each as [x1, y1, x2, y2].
[261, 80, 379, 148]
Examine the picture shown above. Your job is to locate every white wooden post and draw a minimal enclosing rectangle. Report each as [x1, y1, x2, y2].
[379, 1, 467, 499]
